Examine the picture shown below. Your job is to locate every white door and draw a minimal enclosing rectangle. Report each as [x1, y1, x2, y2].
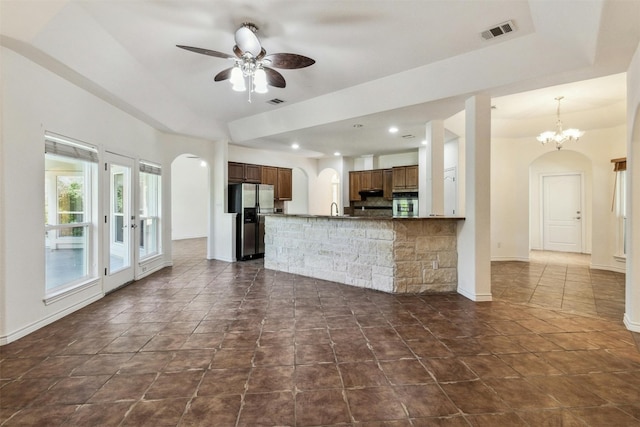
[542, 173, 583, 253]
[104, 153, 135, 292]
[444, 167, 457, 216]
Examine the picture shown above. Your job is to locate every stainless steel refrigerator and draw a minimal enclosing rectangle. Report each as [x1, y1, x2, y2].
[229, 183, 275, 260]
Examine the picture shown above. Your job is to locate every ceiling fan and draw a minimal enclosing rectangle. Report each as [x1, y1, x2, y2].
[177, 22, 315, 99]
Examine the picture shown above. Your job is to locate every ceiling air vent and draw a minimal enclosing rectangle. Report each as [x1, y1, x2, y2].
[267, 98, 285, 105]
[401, 134, 415, 139]
[481, 20, 516, 40]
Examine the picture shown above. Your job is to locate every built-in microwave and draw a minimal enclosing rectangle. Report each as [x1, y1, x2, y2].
[392, 191, 419, 218]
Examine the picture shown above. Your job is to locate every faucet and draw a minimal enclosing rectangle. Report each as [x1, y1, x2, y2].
[330, 202, 339, 216]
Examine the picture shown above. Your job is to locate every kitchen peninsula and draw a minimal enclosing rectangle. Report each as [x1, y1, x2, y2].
[264, 215, 464, 294]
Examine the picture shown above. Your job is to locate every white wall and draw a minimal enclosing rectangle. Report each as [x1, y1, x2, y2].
[376, 152, 419, 169]
[171, 154, 209, 240]
[0, 47, 172, 342]
[288, 168, 309, 214]
[491, 125, 627, 271]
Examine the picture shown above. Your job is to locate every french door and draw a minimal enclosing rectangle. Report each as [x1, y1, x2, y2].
[104, 152, 136, 292]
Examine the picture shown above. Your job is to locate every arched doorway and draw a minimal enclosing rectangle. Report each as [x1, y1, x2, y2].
[171, 154, 209, 257]
[316, 168, 341, 216]
[529, 150, 592, 255]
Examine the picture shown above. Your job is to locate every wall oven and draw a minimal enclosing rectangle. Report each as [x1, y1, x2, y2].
[392, 191, 419, 218]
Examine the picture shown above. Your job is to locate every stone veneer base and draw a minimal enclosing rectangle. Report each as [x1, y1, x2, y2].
[264, 215, 462, 294]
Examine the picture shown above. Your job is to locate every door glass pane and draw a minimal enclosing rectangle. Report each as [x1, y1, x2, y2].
[110, 165, 131, 272]
[139, 171, 161, 259]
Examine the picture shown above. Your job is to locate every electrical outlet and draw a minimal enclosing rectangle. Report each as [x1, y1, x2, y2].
[432, 260, 439, 270]
[497, 242, 501, 248]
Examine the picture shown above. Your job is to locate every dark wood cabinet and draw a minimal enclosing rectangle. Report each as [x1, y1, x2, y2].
[392, 167, 406, 189]
[228, 162, 245, 183]
[405, 165, 418, 188]
[383, 169, 393, 200]
[392, 165, 419, 190]
[261, 166, 278, 188]
[349, 171, 361, 201]
[371, 170, 383, 190]
[228, 162, 262, 183]
[244, 164, 262, 183]
[360, 171, 372, 190]
[229, 163, 292, 201]
[277, 168, 292, 200]
[359, 170, 383, 190]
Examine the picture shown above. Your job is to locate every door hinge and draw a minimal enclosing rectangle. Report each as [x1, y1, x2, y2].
[105, 163, 108, 171]
[104, 268, 107, 276]
[104, 215, 107, 223]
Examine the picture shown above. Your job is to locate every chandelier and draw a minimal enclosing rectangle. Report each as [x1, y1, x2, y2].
[537, 96, 584, 150]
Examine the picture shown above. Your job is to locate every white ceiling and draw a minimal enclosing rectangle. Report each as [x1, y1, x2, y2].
[1, 0, 638, 158]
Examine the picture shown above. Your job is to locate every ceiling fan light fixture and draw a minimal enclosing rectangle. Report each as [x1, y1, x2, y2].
[235, 24, 261, 57]
[230, 66, 246, 91]
[253, 67, 268, 94]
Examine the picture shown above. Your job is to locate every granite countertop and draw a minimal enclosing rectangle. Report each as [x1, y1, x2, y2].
[268, 214, 465, 220]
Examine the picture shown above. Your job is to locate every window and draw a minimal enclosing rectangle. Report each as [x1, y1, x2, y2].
[612, 158, 627, 257]
[45, 133, 97, 294]
[139, 161, 161, 259]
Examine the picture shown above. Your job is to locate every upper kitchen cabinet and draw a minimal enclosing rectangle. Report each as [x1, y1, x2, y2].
[360, 170, 383, 191]
[261, 166, 278, 188]
[276, 168, 292, 201]
[229, 162, 262, 183]
[392, 165, 419, 190]
[231, 162, 292, 200]
[349, 171, 362, 201]
[383, 169, 393, 200]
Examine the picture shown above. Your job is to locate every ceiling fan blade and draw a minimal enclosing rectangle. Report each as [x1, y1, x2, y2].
[176, 45, 234, 59]
[214, 68, 233, 82]
[256, 48, 267, 61]
[264, 67, 286, 88]
[232, 45, 243, 58]
[264, 53, 315, 69]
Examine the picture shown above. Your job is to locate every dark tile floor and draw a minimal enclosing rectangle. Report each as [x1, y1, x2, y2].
[1, 239, 639, 426]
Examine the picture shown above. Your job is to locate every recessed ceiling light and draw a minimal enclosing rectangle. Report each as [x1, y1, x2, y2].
[334, 152, 341, 156]
[389, 126, 399, 133]
[291, 143, 299, 149]
[200, 160, 207, 167]
[421, 140, 428, 145]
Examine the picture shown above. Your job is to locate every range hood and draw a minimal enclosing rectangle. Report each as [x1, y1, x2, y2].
[358, 189, 383, 198]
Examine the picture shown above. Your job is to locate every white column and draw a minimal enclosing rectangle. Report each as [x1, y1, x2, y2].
[624, 47, 640, 332]
[457, 94, 492, 301]
[418, 120, 445, 216]
[208, 140, 233, 261]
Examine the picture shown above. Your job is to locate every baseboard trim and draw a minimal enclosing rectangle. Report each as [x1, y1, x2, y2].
[623, 314, 640, 333]
[0, 293, 103, 345]
[457, 287, 493, 302]
[590, 263, 626, 274]
[491, 256, 530, 262]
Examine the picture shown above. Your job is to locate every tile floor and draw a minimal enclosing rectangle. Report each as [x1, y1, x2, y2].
[1, 239, 639, 426]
